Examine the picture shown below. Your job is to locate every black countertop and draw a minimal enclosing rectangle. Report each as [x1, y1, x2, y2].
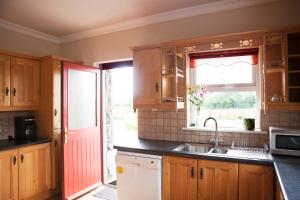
[114, 138, 273, 165]
[273, 156, 300, 200]
[0, 137, 51, 151]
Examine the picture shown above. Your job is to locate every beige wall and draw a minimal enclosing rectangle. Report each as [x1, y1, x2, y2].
[0, 28, 60, 57]
[61, 0, 300, 66]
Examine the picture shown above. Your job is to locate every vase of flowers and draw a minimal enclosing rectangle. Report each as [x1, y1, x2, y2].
[186, 84, 207, 126]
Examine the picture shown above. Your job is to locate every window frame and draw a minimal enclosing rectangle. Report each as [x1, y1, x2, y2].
[187, 55, 261, 130]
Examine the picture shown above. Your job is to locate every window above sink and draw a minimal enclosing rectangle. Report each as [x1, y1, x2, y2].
[187, 49, 261, 130]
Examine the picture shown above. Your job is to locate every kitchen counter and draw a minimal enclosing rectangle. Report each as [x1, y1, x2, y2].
[0, 137, 51, 151]
[273, 156, 300, 200]
[114, 138, 273, 165]
[115, 138, 300, 200]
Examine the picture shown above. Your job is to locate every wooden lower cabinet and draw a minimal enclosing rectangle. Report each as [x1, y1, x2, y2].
[18, 143, 51, 200]
[163, 156, 274, 200]
[275, 177, 284, 200]
[51, 129, 62, 192]
[0, 149, 18, 200]
[239, 164, 274, 200]
[163, 156, 197, 200]
[198, 160, 238, 200]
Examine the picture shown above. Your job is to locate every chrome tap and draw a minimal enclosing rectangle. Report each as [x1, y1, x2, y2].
[204, 117, 219, 151]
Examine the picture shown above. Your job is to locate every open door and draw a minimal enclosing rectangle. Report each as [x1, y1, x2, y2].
[62, 62, 102, 200]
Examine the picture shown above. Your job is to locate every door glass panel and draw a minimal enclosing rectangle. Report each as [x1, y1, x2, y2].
[68, 69, 96, 129]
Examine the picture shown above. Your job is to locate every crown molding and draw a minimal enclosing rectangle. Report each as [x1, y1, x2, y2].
[60, 0, 279, 43]
[0, 19, 60, 44]
[0, 0, 279, 44]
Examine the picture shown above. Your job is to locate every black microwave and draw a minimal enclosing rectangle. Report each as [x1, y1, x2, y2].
[14, 117, 36, 140]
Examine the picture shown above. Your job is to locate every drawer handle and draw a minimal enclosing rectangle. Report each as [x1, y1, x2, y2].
[21, 154, 24, 163]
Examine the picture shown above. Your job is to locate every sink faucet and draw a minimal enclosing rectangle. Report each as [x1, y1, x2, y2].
[204, 117, 219, 150]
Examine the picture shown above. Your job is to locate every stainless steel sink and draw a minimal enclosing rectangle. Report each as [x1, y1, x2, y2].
[208, 148, 228, 154]
[173, 143, 229, 155]
[173, 143, 211, 154]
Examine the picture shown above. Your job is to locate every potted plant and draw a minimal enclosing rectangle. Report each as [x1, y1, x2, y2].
[186, 84, 207, 126]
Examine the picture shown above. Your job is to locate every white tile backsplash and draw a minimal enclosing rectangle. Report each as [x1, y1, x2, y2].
[138, 109, 300, 146]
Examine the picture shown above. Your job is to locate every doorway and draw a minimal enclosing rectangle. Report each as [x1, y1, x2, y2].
[101, 61, 137, 185]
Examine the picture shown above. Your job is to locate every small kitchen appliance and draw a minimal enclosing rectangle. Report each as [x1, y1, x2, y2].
[14, 116, 36, 140]
[270, 127, 300, 156]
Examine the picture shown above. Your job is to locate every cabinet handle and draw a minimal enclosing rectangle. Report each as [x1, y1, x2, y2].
[5, 87, 9, 96]
[21, 154, 24, 163]
[200, 168, 204, 179]
[191, 167, 195, 178]
[155, 82, 158, 92]
[13, 156, 17, 165]
[12, 88, 16, 96]
[54, 109, 57, 116]
[55, 139, 58, 147]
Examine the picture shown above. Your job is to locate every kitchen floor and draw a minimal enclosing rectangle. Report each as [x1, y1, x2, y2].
[76, 185, 117, 200]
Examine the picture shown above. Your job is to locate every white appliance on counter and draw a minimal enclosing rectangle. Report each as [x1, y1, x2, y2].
[116, 151, 162, 200]
[270, 127, 300, 156]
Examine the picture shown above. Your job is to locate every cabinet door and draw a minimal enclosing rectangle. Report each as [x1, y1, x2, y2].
[19, 143, 51, 200]
[239, 164, 274, 200]
[11, 57, 40, 107]
[163, 156, 197, 200]
[53, 60, 61, 129]
[133, 48, 161, 108]
[51, 129, 62, 191]
[35, 143, 51, 195]
[198, 160, 238, 200]
[0, 150, 18, 200]
[275, 177, 284, 200]
[18, 146, 36, 199]
[0, 54, 10, 107]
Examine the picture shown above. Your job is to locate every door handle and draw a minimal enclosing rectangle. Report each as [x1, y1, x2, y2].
[64, 127, 68, 144]
[200, 168, 204, 179]
[191, 167, 195, 178]
[12, 155, 17, 165]
[155, 82, 159, 92]
[5, 87, 9, 96]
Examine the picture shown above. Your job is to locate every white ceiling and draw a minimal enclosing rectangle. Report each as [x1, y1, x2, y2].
[0, 0, 279, 43]
[0, 0, 221, 36]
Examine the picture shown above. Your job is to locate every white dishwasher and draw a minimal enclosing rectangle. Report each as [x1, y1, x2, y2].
[116, 151, 162, 200]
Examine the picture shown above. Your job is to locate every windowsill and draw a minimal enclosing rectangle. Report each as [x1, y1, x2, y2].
[182, 127, 268, 134]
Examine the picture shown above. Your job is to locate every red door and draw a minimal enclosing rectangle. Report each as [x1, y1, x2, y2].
[62, 62, 102, 200]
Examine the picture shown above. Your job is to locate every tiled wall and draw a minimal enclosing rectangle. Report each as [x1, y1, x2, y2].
[0, 112, 32, 140]
[138, 109, 300, 147]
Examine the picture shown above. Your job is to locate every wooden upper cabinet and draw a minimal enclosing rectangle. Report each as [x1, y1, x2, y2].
[0, 149, 18, 200]
[18, 143, 51, 200]
[239, 164, 274, 200]
[53, 60, 62, 130]
[198, 160, 238, 200]
[0, 54, 10, 107]
[163, 156, 197, 200]
[10, 57, 40, 107]
[133, 48, 161, 108]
